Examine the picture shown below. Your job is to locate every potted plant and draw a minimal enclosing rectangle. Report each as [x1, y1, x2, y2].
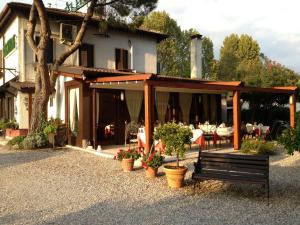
[154, 122, 192, 188]
[114, 148, 141, 172]
[141, 148, 164, 178]
[43, 124, 57, 148]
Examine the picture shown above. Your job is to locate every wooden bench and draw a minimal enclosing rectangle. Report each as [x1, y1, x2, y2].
[192, 152, 269, 201]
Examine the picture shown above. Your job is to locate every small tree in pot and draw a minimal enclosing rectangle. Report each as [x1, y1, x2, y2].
[154, 122, 192, 188]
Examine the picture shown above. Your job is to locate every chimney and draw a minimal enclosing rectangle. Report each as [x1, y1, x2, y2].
[190, 34, 203, 79]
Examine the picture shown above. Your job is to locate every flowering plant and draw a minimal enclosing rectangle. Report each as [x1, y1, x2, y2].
[141, 150, 164, 169]
[113, 148, 141, 161]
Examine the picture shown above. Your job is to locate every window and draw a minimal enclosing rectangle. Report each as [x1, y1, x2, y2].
[115, 48, 128, 70]
[79, 44, 94, 67]
[35, 36, 53, 63]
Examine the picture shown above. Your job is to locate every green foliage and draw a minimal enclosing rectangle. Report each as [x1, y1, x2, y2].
[7, 136, 26, 149]
[202, 37, 214, 79]
[278, 126, 300, 155]
[95, 0, 158, 24]
[43, 124, 57, 136]
[114, 148, 141, 161]
[142, 12, 214, 78]
[241, 139, 276, 155]
[0, 119, 19, 130]
[22, 132, 48, 149]
[153, 122, 192, 167]
[0, 119, 6, 130]
[141, 150, 164, 169]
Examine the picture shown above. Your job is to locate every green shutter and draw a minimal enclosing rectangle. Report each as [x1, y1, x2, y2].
[3, 35, 16, 58]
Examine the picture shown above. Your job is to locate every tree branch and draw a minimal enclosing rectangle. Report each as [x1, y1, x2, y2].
[50, 0, 97, 88]
[26, 3, 38, 55]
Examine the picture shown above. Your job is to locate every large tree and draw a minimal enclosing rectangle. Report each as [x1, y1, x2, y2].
[26, 0, 157, 134]
[141, 11, 182, 76]
[201, 37, 214, 79]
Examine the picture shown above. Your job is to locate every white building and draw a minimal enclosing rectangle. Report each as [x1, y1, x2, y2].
[0, 2, 166, 133]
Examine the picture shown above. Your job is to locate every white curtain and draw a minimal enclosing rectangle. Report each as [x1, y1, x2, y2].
[125, 90, 143, 122]
[69, 88, 79, 132]
[179, 93, 192, 124]
[156, 92, 169, 123]
[96, 92, 100, 124]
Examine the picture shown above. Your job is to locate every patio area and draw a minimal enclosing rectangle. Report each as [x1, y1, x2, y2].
[1, 145, 299, 225]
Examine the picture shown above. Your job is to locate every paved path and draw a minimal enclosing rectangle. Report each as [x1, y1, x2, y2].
[0, 145, 300, 225]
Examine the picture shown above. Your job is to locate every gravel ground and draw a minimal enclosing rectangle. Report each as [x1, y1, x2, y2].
[0, 145, 300, 225]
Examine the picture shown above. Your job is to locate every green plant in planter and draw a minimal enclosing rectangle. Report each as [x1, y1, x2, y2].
[141, 150, 164, 169]
[153, 122, 192, 167]
[43, 124, 57, 136]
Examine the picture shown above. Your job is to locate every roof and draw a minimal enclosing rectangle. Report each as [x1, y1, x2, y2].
[57, 65, 297, 94]
[0, 2, 168, 42]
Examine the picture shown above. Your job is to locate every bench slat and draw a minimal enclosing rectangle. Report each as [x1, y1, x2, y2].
[198, 163, 268, 174]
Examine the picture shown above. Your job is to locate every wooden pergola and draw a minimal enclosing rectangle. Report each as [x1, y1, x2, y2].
[88, 73, 297, 152]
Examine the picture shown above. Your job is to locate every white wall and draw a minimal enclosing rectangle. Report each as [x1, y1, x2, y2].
[82, 28, 157, 73]
[3, 17, 19, 83]
[16, 92, 29, 129]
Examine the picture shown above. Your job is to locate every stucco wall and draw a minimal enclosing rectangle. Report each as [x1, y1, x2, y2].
[82, 28, 157, 73]
[16, 92, 29, 129]
[3, 17, 19, 83]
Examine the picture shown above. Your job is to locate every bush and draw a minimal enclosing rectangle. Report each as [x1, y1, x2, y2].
[241, 139, 276, 155]
[7, 136, 26, 149]
[278, 127, 300, 155]
[22, 132, 48, 149]
[0, 119, 19, 130]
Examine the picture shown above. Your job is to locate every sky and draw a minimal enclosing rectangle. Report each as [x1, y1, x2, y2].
[1, 0, 300, 73]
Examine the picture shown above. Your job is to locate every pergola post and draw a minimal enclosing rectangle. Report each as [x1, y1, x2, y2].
[233, 90, 241, 150]
[144, 81, 154, 153]
[290, 94, 296, 128]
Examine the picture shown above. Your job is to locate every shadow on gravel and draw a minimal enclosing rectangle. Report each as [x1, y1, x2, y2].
[0, 149, 66, 169]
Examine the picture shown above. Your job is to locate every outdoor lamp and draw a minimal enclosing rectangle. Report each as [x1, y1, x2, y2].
[120, 91, 124, 101]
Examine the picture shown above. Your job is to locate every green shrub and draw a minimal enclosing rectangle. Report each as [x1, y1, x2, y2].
[278, 127, 300, 155]
[0, 119, 19, 130]
[7, 136, 26, 149]
[22, 132, 48, 149]
[241, 139, 276, 155]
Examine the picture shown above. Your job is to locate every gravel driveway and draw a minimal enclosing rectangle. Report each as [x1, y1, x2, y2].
[0, 145, 300, 225]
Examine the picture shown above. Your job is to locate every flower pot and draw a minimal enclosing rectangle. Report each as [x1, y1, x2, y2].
[164, 165, 188, 188]
[145, 167, 158, 178]
[121, 158, 134, 172]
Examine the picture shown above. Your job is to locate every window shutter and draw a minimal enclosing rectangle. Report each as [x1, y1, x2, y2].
[46, 38, 53, 64]
[79, 44, 94, 67]
[87, 44, 94, 67]
[122, 49, 128, 70]
[115, 48, 122, 70]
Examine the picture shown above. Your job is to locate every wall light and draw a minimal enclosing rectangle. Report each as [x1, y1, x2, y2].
[120, 91, 124, 101]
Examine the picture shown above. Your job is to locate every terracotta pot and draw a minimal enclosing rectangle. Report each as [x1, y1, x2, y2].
[121, 158, 134, 172]
[164, 165, 188, 188]
[145, 167, 158, 178]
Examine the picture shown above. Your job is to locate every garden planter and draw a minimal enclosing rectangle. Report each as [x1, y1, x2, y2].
[145, 167, 158, 178]
[121, 158, 134, 172]
[5, 128, 28, 139]
[164, 165, 188, 188]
